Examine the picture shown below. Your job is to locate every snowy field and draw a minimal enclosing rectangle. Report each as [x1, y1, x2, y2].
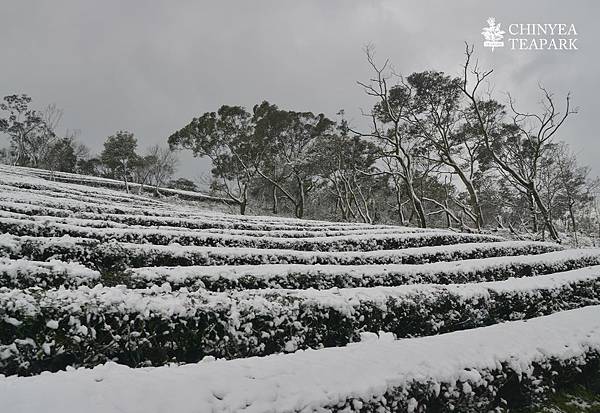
[1, 165, 600, 412]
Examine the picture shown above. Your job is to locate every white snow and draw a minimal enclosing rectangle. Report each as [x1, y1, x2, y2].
[2, 306, 600, 413]
[1, 164, 599, 413]
[120, 239, 562, 265]
[3, 265, 598, 322]
[45, 320, 59, 329]
[0, 215, 502, 250]
[0, 165, 407, 230]
[129, 248, 599, 286]
[0, 258, 100, 286]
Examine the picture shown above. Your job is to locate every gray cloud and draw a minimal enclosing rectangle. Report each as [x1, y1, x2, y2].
[1, 0, 598, 181]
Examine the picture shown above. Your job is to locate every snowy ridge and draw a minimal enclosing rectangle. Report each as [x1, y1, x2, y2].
[3, 306, 600, 413]
[0, 195, 406, 232]
[2, 165, 229, 203]
[1, 167, 401, 228]
[0, 208, 437, 237]
[3, 265, 599, 319]
[0, 216, 503, 251]
[118, 239, 561, 266]
[128, 248, 600, 289]
[2, 266, 599, 375]
[0, 233, 560, 267]
[0, 234, 98, 262]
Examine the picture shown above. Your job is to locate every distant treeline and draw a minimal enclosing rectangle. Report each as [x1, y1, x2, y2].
[2, 46, 598, 243]
[0, 98, 189, 194]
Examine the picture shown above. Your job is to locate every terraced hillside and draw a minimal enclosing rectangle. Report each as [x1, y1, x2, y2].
[1, 165, 600, 412]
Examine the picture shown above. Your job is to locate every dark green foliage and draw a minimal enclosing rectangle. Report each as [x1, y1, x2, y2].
[100, 131, 138, 187]
[168, 105, 256, 214]
[344, 355, 600, 412]
[43, 138, 77, 172]
[1, 277, 599, 376]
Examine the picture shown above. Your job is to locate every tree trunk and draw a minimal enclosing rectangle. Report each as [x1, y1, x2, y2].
[295, 177, 305, 219]
[401, 171, 426, 228]
[451, 163, 483, 230]
[123, 174, 130, 194]
[568, 201, 578, 246]
[397, 202, 405, 225]
[463, 179, 483, 229]
[392, 179, 407, 225]
[272, 185, 279, 214]
[528, 192, 538, 233]
[444, 199, 451, 228]
[529, 184, 560, 242]
[408, 186, 427, 228]
[13, 133, 26, 166]
[122, 161, 130, 194]
[393, 151, 425, 227]
[239, 185, 249, 215]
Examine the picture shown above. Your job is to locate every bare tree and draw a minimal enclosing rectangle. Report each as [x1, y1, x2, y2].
[355, 46, 427, 227]
[548, 144, 598, 245]
[147, 145, 178, 195]
[461, 44, 575, 241]
[70, 131, 90, 163]
[315, 117, 379, 223]
[31, 104, 63, 167]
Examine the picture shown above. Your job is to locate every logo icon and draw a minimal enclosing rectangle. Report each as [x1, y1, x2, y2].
[482, 17, 505, 51]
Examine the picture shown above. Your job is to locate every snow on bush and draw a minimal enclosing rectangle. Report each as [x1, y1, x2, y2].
[0, 234, 562, 270]
[113, 240, 562, 269]
[1, 267, 599, 375]
[0, 208, 439, 238]
[0, 258, 100, 289]
[2, 165, 600, 411]
[3, 306, 600, 412]
[0, 217, 504, 251]
[127, 249, 600, 290]
[0, 196, 421, 233]
[1, 169, 409, 230]
[0, 234, 98, 263]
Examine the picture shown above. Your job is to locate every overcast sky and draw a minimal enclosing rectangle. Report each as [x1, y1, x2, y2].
[1, 0, 598, 183]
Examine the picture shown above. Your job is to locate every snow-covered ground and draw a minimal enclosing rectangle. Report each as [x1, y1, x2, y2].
[0, 165, 599, 412]
[3, 306, 600, 413]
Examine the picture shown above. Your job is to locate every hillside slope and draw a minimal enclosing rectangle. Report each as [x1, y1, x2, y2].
[0, 165, 599, 412]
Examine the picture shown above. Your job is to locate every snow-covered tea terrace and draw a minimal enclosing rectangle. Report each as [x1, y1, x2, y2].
[1, 165, 600, 412]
